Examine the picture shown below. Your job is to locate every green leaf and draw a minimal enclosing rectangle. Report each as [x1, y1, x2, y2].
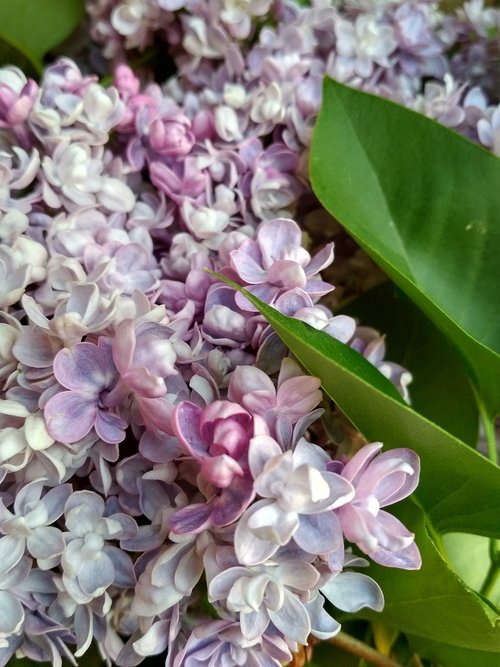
[442, 533, 500, 605]
[408, 635, 500, 667]
[310, 79, 500, 417]
[0, 0, 85, 72]
[361, 501, 500, 651]
[212, 275, 500, 538]
[343, 283, 479, 445]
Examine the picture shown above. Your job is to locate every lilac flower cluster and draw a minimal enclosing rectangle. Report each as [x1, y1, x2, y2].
[0, 53, 420, 665]
[1, 0, 497, 664]
[86, 0, 500, 155]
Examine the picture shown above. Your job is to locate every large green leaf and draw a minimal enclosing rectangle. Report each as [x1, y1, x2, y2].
[408, 634, 500, 667]
[361, 501, 500, 651]
[344, 283, 479, 445]
[310, 79, 500, 417]
[214, 276, 500, 538]
[0, 0, 85, 72]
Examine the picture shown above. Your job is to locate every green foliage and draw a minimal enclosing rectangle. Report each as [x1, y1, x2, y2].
[0, 0, 84, 73]
[214, 275, 500, 540]
[344, 283, 479, 446]
[361, 501, 499, 651]
[310, 79, 500, 418]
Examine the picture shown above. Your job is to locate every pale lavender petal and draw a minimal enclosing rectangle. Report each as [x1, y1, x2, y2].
[294, 512, 343, 555]
[230, 247, 267, 284]
[78, 552, 114, 596]
[27, 526, 64, 560]
[304, 243, 334, 276]
[38, 483, 72, 523]
[268, 589, 310, 644]
[44, 391, 96, 444]
[170, 502, 213, 534]
[13, 479, 43, 516]
[133, 619, 171, 656]
[258, 219, 301, 268]
[0, 536, 25, 576]
[340, 442, 383, 484]
[53, 343, 106, 393]
[321, 572, 384, 612]
[371, 541, 422, 570]
[103, 546, 136, 587]
[172, 401, 206, 458]
[240, 608, 269, 641]
[228, 366, 275, 405]
[0, 591, 24, 636]
[94, 409, 127, 444]
[305, 593, 341, 640]
[65, 491, 104, 534]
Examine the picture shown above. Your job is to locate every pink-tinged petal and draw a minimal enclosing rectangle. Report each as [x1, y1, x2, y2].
[137, 396, 175, 434]
[172, 401, 206, 458]
[294, 512, 343, 555]
[95, 409, 127, 444]
[201, 455, 244, 487]
[341, 443, 383, 484]
[228, 365, 275, 405]
[359, 449, 420, 506]
[211, 479, 255, 527]
[113, 320, 136, 375]
[170, 503, 213, 535]
[44, 391, 96, 444]
[230, 245, 267, 284]
[274, 288, 313, 316]
[337, 504, 376, 552]
[305, 243, 334, 276]
[258, 219, 301, 268]
[234, 283, 280, 311]
[267, 260, 307, 290]
[369, 510, 416, 553]
[371, 540, 422, 570]
[321, 572, 384, 612]
[303, 278, 335, 298]
[123, 367, 166, 398]
[277, 376, 322, 420]
[248, 435, 282, 479]
[300, 471, 355, 514]
[53, 343, 106, 393]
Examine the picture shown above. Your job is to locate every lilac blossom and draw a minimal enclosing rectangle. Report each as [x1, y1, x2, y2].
[336, 443, 421, 569]
[235, 437, 354, 565]
[0, 480, 71, 570]
[43, 338, 127, 444]
[229, 218, 334, 310]
[172, 619, 292, 667]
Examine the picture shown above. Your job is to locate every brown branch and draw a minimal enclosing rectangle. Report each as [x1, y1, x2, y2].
[328, 632, 403, 667]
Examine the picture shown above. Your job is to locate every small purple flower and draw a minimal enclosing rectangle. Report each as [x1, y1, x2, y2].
[227, 358, 322, 446]
[172, 620, 292, 667]
[170, 400, 268, 533]
[209, 557, 319, 644]
[44, 337, 127, 444]
[229, 218, 334, 311]
[235, 438, 354, 565]
[336, 443, 421, 570]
